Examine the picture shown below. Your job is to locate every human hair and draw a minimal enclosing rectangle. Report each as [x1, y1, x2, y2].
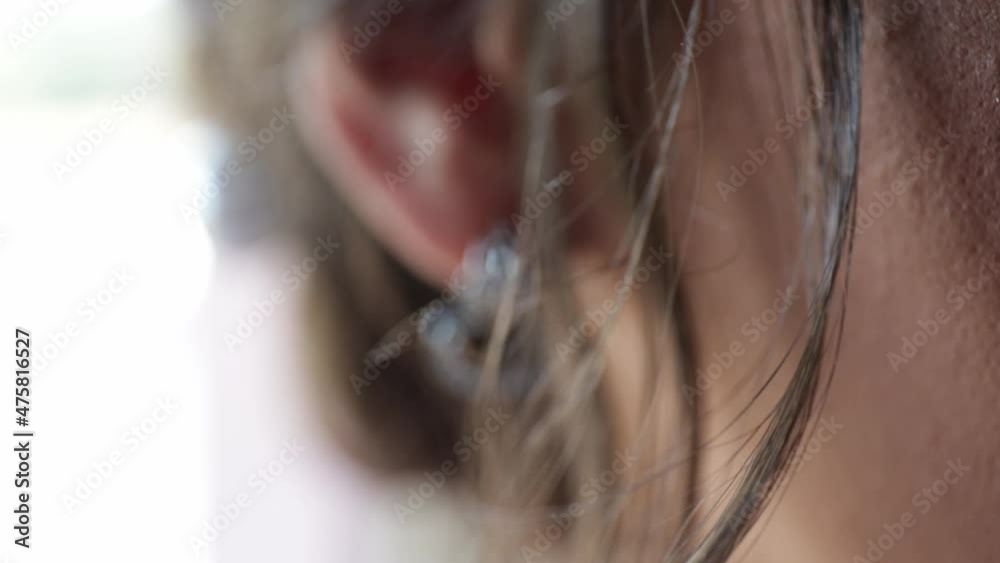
[188, 0, 862, 560]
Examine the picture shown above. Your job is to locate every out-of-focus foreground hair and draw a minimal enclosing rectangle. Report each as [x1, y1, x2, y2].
[187, 1, 862, 561]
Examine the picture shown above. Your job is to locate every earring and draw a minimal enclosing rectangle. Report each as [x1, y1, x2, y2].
[421, 229, 538, 402]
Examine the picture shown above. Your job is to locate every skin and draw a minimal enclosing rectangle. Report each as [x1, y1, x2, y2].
[291, 1, 1000, 561]
[684, 2, 1000, 562]
[753, 2, 1000, 562]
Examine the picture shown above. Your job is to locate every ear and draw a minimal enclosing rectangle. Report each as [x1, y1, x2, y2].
[288, 4, 525, 286]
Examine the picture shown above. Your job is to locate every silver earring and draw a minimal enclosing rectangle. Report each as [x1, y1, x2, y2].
[421, 229, 538, 402]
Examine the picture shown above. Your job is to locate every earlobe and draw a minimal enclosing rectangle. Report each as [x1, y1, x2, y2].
[288, 23, 520, 287]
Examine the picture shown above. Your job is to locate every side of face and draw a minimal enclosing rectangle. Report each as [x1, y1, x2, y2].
[711, 3, 1000, 562]
[286, 2, 1000, 561]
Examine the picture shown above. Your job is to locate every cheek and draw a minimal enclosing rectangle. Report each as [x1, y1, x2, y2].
[794, 5, 1000, 559]
[862, 0, 1000, 259]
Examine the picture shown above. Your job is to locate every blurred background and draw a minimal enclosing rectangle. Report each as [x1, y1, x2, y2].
[0, 1, 471, 561]
[0, 0, 216, 560]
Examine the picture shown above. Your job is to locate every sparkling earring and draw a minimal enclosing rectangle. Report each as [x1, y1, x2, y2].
[421, 229, 538, 402]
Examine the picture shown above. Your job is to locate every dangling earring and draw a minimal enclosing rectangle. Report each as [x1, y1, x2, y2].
[421, 229, 538, 402]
